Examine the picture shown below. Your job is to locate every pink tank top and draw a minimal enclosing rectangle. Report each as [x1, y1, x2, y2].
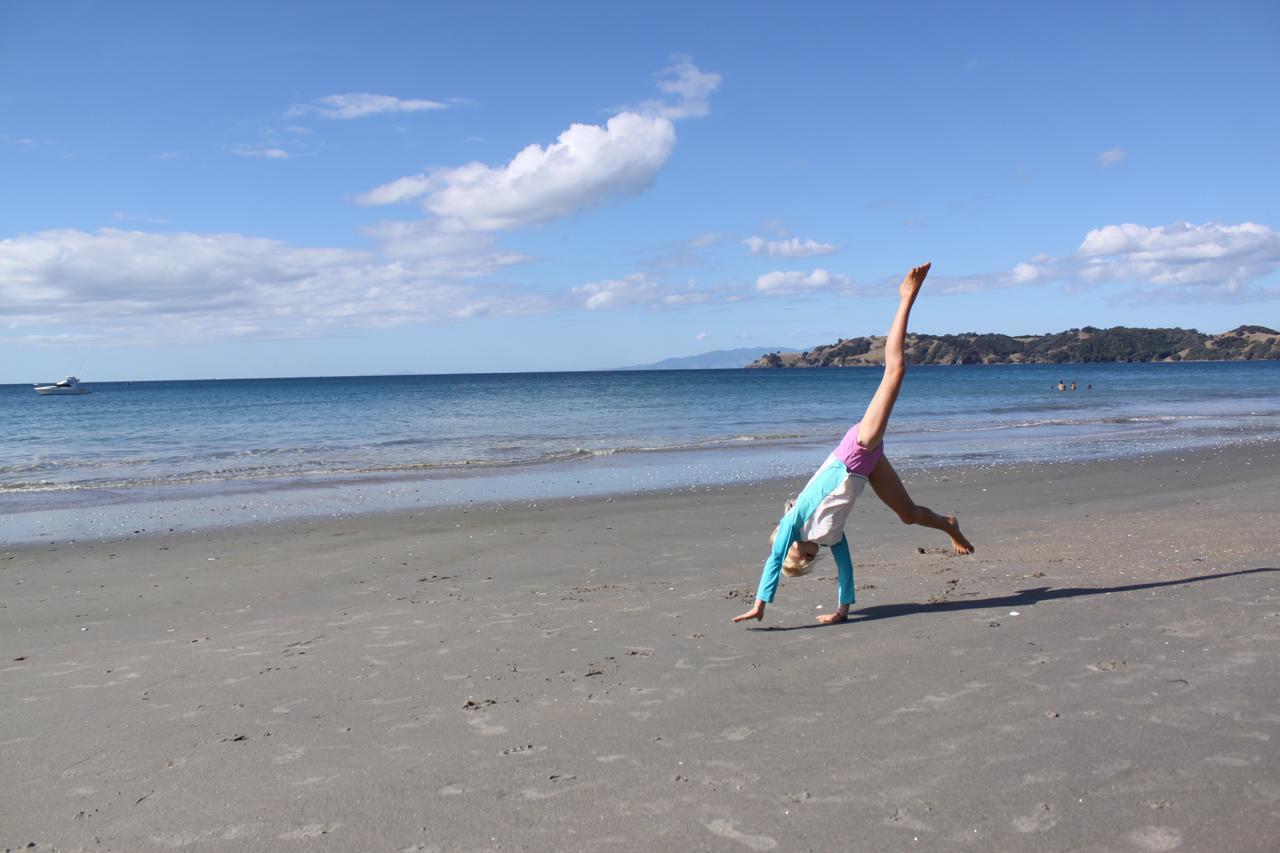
[834, 421, 884, 477]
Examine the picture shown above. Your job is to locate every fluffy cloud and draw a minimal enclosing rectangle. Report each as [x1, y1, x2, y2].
[0, 229, 545, 344]
[288, 93, 448, 120]
[1073, 221, 1280, 292]
[2, 61, 732, 346]
[926, 221, 1279, 300]
[358, 59, 718, 233]
[743, 235, 838, 258]
[1097, 147, 1128, 168]
[755, 268, 852, 295]
[359, 112, 677, 231]
[1008, 222, 1280, 297]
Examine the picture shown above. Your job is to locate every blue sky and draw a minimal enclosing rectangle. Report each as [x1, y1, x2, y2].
[1, 0, 1277, 381]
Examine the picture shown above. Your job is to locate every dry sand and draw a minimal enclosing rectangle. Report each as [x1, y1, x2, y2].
[2, 443, 1278, 852]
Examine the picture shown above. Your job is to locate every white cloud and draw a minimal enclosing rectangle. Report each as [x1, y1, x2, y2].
[232, 146, 289, 159]
[632, 57, 721, 120]
[573, 274, 660, 310]
[695, 331, 708, 340]
[572, 274, 723, 311]
[0, 228, 546, 345]
[362, 112, 677, 232]
[358, 59, 718, 235]
[1097, 147, 1128, 168]
[1072, 221, 1280, 293]
[689, 232, 719, 248]
[361, 219, 531, 274]
[755, 268, 851, 295]
[1011, 262, 1041, 283]
[355, 175, 433, 207]
[967, 221, 1280, 299]
[1, 61, 732, 346]
[288, 93, 448, 120]
[743, 235, 838, 258]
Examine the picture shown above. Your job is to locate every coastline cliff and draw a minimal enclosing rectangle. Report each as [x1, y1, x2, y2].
[747, 326, 1280, 367]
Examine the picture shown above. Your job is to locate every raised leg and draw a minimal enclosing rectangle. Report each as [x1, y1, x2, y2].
[867, 456, 974, 555]
[856, 263, 929, 451]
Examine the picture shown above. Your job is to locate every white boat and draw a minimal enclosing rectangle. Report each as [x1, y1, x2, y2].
[34, 376, 92, 395]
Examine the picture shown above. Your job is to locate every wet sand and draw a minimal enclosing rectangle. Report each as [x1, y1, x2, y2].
[2, 443, 1278, 851]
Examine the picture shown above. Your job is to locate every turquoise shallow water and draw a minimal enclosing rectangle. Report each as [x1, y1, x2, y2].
[2, 362, 1278, 542]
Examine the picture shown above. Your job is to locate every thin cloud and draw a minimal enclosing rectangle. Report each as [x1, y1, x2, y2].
[1097, 147, 1128, 168]
[288, 93, 448, 120]
[743, 235, 838, 258]
[574, 274, 661, 310]
[572, 274, 725, 311]
[231, 145, 290, 159]
[630, 56, 722, 120]
[111, 211, 169, 225]
[0, 134, 55, 148]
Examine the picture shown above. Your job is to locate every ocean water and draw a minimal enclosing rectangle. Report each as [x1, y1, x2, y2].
[3, 362, 1278, 542]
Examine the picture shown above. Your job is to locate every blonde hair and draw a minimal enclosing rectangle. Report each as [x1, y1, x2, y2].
[771, 499, 818, 577]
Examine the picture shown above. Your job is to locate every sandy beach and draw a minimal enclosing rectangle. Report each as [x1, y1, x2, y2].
[2, 442, 1278, 852]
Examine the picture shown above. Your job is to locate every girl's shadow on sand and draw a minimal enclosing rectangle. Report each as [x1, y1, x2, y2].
[751, 567, 1279, 630]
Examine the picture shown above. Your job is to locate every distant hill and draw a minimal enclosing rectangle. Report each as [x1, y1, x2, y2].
[615, 347, 800, 370]
[747, 326, 1280, 368]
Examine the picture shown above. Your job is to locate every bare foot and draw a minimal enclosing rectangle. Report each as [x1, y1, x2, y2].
[946, 515, 974, 555]
[899, 262, 931, 302]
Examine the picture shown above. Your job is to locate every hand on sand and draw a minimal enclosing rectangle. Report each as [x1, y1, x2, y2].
[732, 600, 766, 623]
[900, 262, 930, 302]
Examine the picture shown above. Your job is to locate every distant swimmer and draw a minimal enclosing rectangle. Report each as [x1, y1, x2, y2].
[1057, 381, 1066, 392]
[733, 263, 974, 628]
[1071, 382, 1077, 391]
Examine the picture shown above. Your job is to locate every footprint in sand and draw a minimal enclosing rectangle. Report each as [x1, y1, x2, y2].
[271, 698, 307, 714]
[466, 714, 506, 735]
[272, 745, 307, 765]
[703, 819, 778, 851]
[1125, 826, 1183, 851]
[278, 823, 343, 840]
[884, 806, 932, 832]
[1012, 802, 1057, 832]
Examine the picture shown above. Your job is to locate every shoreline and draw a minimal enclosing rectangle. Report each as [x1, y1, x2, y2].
[4, 436, 1279, 549]
[5, 435, 1274, 548]
[2, 441, 1279, 849]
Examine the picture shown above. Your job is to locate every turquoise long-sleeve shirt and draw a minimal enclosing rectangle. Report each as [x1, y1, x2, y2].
[755, 456, 857, 606]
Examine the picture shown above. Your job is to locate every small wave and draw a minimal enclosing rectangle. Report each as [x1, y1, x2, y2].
[0, 433, 830, 494]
